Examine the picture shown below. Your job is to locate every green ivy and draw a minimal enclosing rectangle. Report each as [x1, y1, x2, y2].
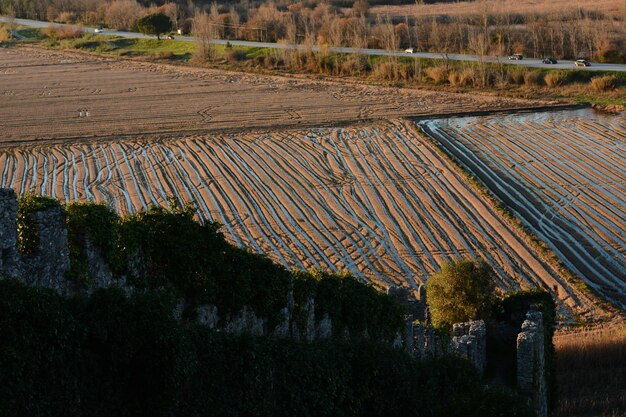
[14, 194, 405, 342]
[65, 202, 119, 286]
[292, 269, 405, 340]
[0, 280, 533, 417]
[17, 193, 60, 255]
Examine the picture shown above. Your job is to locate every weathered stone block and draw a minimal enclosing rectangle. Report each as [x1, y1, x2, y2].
[0, 189, 19, 278]
[21, 205, 71, 294]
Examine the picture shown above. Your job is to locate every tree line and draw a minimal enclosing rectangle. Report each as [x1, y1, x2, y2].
[1, 0, 624, 61]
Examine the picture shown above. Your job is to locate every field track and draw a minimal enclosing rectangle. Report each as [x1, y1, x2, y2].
[0, 119, 596, 316]
[419, 110, 626, 309]
[0, 46, 558, 144]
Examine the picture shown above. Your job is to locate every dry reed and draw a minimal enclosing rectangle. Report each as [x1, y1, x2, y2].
[554, 326, 626, 417]
[544, 71, 567, 88]
[591, 75, 619, 92]
[523, 70, 544, 87]
[425, 65, 449, 84]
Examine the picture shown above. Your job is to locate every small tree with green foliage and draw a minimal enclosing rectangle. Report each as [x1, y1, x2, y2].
[136, 13, 171, 40]
[426, 258, 496, 328]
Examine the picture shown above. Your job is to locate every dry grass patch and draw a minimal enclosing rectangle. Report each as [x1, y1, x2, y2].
[544, 71, 567, 88]
[509, 68, 527, 85]
[0, 27, 11, 42]
[554, 326, 626, 417]
[45, 25, 83, 40]
[156, 51, 174, 60]
[591, 75, 620, 92]
[448, 69, 475, 87]
[523, 70, 544, 87]
[425, 65, 449, 84]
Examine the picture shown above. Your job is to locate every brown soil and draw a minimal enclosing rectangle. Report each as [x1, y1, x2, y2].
[0, 46, 561, 145]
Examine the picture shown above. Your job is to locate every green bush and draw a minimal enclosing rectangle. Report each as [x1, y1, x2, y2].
[426, 258, 496, 328]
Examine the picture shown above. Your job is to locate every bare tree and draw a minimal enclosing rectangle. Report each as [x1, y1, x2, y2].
[192, 11, 219, 63]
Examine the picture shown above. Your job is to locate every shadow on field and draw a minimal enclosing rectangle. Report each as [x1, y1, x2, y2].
[554, 327, 626, 417]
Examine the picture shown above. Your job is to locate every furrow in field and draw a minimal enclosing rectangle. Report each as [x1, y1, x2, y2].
[1, 119, 587, 315]
[418, 110, 626, 309]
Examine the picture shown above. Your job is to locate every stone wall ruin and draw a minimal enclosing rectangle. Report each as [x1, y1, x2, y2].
[0, 188, 548, 415]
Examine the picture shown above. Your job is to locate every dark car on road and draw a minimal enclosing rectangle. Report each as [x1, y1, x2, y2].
[542, 57, 558, 64]
[508, 54, 523, 60]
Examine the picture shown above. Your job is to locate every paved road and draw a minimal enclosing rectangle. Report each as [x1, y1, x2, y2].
[3, 16, 626, 73]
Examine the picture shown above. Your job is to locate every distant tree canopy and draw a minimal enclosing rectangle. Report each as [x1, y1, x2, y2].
[426, 258, 496, 328]
[136, 12, 171, 39]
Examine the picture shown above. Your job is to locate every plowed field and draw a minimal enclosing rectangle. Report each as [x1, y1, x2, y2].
[419, 110, 626, 309]
[0, 46, 555, 145]
[0, 119, 595, 316]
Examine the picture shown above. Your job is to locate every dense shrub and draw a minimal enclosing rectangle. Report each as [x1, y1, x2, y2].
[135, 13, 172, 40]
[341, 53, 371, 76]
[16, 197, 403, 337]
[65, 202, 119, 286]
[292, 269, 405, 340]
[0, 280, 533, 417]
[226, 48, 247, 62]
[426, 257, 496, 328]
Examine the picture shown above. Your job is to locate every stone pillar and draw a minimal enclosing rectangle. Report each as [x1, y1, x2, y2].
[452, 320, 486, 374]
[197, 304, 219, 329]
[517, 310, 547, 417]
[413, 322, 425, 359]
[404, 318, 414, 354]
[417, 284, 427, 321]
[273, 289, 294, 337]
[0, 189, 19, 279]
[388, 284, 427, 321]
[21, 205, 71, 294]
[468, 320, 487, 373]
